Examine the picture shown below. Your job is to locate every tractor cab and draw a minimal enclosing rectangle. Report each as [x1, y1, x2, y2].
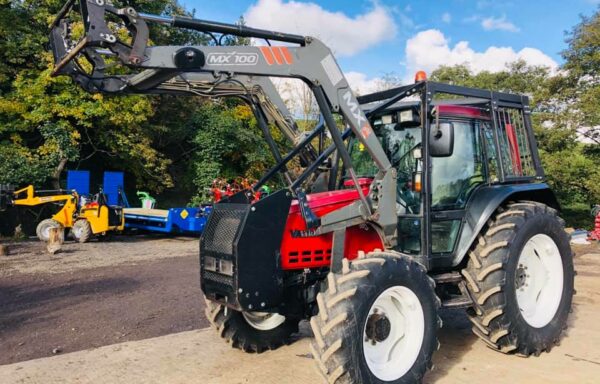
[351, 97, 542, 269]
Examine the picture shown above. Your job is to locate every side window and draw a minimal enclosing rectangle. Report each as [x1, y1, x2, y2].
[496, 108, 535, 177]
[482, 121, 500, 182]
[431, 119, 485, 211]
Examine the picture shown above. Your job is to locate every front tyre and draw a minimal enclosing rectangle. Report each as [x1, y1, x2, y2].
[310, 251, 440, 384]
[462, 201, 574, 356]
[36, 219, 62, 242]
[204, 297, 299, 353]
[72, 220, 92, 243]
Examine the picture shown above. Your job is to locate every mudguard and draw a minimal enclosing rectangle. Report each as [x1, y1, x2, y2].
[446, 183, 559, 268]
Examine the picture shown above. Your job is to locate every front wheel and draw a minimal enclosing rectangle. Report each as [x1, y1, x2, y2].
[36, 219, 63, 242]
[204, 297, 299, 353]
[71, 220, 92, 243]
[462, 201, 574, 355]
[310, 251, 440, 384]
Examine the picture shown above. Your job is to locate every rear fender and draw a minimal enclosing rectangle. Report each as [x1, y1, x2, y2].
[450, 183, 559, 268]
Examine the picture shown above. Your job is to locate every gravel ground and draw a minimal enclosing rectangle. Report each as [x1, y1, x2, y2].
[0, 236, 199, 276]
[0, 237, 207, 365]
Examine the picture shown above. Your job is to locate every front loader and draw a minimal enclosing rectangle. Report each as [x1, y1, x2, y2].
[50, 2, 574, 383]
[7, 185, 78, 241]
[3, 185, 123, 243]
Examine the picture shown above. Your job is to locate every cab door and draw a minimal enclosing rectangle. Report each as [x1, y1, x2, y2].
[428, 118, 486, 268]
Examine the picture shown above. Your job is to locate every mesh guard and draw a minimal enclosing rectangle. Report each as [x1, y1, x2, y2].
[200, 190, 292, 311]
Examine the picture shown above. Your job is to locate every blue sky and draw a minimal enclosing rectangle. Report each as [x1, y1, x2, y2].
[182, 0, 598, 90]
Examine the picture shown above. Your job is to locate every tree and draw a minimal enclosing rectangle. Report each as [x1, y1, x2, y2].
[0, 0, 205, 192]
[189, 100, 281, 203]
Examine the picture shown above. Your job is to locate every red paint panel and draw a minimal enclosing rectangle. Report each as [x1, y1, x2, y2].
[438, 105, 490, 120]
[505, 123, 523, 175]
[280, 186, 383, 270]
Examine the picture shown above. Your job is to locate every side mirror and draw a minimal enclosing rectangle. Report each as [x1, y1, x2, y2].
[430, 121, 454, 157]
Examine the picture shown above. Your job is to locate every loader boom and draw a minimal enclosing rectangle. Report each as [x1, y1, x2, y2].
[50, 0, 400, 256]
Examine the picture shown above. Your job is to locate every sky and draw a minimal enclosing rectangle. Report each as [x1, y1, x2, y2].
[183, 0, 599, 93]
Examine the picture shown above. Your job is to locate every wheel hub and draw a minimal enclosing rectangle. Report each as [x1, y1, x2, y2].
[515, 265, 528, 289]
[365, 310, 391, 344]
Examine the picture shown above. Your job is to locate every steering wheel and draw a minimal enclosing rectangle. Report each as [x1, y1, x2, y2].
[456, 174, 484, 206]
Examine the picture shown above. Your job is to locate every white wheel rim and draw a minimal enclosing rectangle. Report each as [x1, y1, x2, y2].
[515, 234, 564, 328]
[72, 226, 83, 239]
[363, 286, 425, 381]
[242, 312, 286, 331]
[40, 222, 58, 240]
[41, 226, 51, 240]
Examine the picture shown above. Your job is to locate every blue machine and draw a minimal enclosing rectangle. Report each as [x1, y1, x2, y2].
[103, 171, 125, 206]
[66, 170, 90, 196]
[123, 206, 212, 235]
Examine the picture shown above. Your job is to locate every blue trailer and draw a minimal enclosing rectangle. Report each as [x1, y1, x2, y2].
[123, 206, 211, 235]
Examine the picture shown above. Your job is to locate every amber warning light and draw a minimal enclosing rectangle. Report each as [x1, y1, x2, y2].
[415, 71, 427, 82]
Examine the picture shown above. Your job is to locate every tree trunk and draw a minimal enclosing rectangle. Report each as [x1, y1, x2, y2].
[0, 243, 8, 257]
[51, 158, 68, 190]
[46, 227, 63, 255]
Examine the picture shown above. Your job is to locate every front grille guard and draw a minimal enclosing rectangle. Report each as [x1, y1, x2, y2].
[200, 190, 292, 311]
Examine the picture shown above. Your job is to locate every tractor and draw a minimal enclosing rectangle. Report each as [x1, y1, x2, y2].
[50, 2, 574, 383]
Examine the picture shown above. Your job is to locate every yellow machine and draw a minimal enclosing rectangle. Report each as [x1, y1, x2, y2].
[10, 185, 79, 242]
[71, 192, 125, 243]
[7, 185, 124, 243]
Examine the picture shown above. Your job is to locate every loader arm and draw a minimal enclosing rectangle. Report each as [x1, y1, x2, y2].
[49, 0, 399, 257]
[10, 185, 79, 228]
[12, 185, 76, 207]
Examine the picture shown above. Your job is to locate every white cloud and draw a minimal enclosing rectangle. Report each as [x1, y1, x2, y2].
[345, 72, 384, 95]
[244, 0, 397, 57]
[481, 15, 520, 32]
[404, 29, 558, 78]
[442, 12, 452, 24]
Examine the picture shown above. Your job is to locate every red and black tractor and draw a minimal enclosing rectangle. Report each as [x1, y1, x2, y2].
[51, 2, 574, 383]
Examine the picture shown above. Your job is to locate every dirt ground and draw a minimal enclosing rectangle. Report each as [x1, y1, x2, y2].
[0, 237, 208, 365]
[0, 237, 599, 383]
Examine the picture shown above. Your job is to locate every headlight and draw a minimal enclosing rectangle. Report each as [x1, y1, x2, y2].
[204, 256, 217, 272]
[203, 256, 233, 276]
[219, 259, 234, 276]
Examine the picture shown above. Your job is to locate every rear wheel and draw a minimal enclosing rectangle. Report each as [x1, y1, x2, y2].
[204, 297, 299, 353]
[36, 219, 62, 242]
[310, 251, 440, 384]
[462, 201, 574, 355]
[72, 220, 92, 243]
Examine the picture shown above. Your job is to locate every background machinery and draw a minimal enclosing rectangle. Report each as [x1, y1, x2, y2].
[0, 184, 124, 243]
[3, 185, 78, 242]
[50, 2, 575, 383]
[72, 190, 125, 243]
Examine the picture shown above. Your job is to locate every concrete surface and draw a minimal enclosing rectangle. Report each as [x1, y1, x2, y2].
[1, 253, 599, 384]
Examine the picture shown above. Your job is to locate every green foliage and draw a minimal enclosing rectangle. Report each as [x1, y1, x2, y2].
[0, 0, 198, 191]
[189, 101, 277, 203]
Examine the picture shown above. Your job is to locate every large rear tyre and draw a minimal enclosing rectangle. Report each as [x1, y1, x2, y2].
[204, 297, 299, 353]
[310, 251, 440, 384]
[72, 220, 92, 243]
[36, 219, 62, 242]
[462, 201, 574, 356]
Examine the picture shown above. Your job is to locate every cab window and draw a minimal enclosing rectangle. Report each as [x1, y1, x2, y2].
[431, 119, 485, 211]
